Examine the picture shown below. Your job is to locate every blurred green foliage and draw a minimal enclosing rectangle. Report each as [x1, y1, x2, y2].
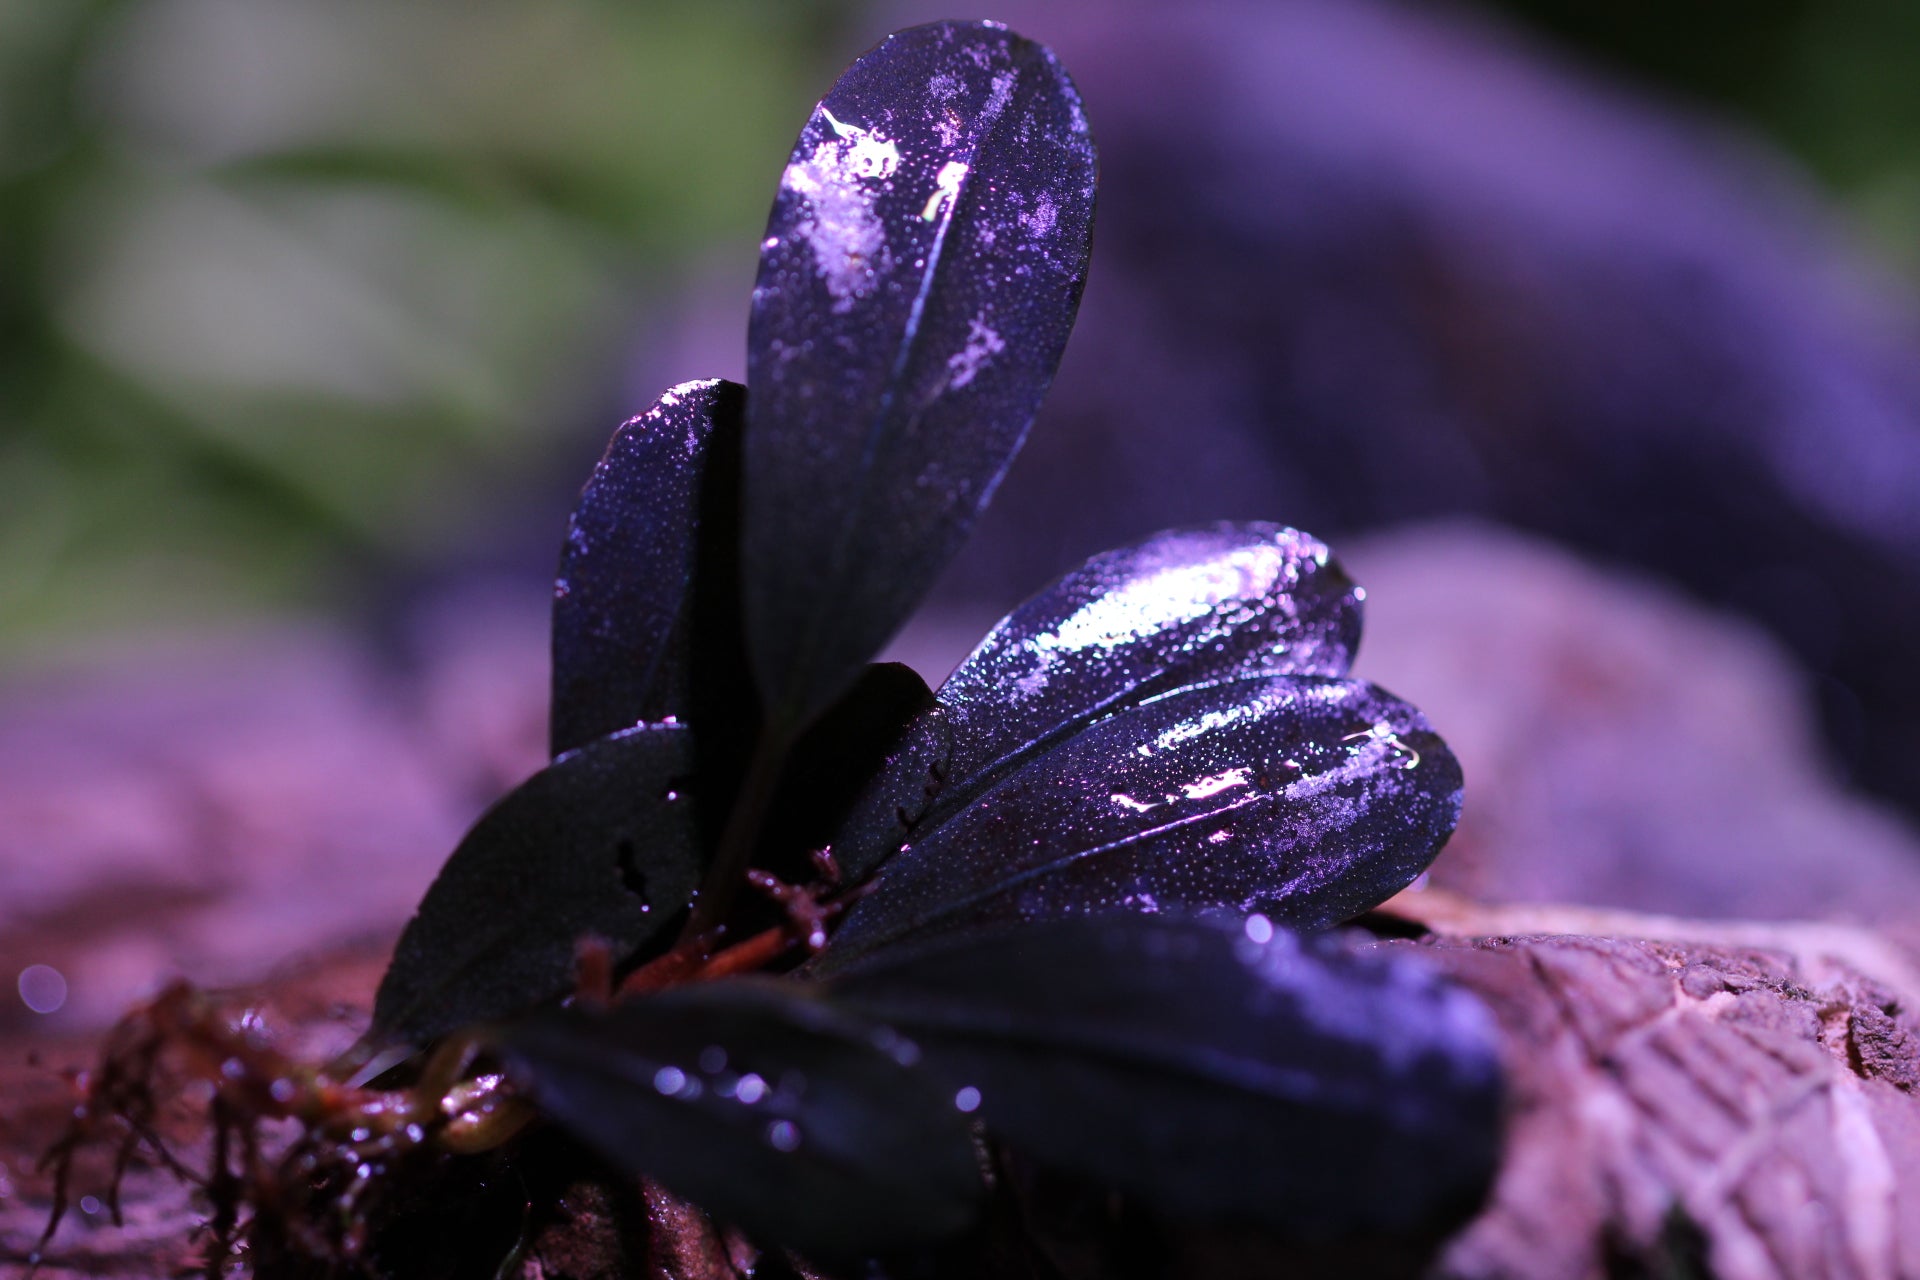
[0, 0, 850, 654]
[1486, 0, 1920, 275]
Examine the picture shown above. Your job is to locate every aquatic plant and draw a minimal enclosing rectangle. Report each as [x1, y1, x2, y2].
[39, 20, 1500, 1274]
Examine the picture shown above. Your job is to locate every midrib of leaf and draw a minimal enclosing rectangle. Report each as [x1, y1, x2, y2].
[862, 789, 1276, 951]
[929, 675, 1153, 829]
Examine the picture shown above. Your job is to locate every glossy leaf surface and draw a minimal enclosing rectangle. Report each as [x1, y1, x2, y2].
[550, 380, 743, 757]
[933, 523, 1362, 819]
[374, 724, 698, 1046]
[829, 914, 1502, 1234]
[495, 982, 982, 1257]
[744, 19, 1097, 728]
[816, 675, 1461, 973]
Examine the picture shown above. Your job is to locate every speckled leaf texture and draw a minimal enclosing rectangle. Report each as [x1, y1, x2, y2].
[550, 380, 742, 757]
[826, 703, 952, 886]
[933, 522, 1362, 819]
[814, 675, 1462, 973]
[373, 724, 699, 1046]
[744, 20, 1097, 729]
[494, 982, 982, 1258]
[829, 914, 1502, 1235]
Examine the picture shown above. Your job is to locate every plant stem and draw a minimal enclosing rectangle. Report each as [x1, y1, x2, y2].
[623, 922, 790, 995]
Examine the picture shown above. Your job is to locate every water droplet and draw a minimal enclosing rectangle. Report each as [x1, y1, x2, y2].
[954, 1086, 982, 1114]
[653, 1066, 688, 1096]
[766, 1120, 802, 1152]
[698, 1045, 727, 1074]
[350, 1127, 371, 1144]
[872, 1027, 921, 1066]
[735, 1073, 768, 1105]
[1244, 914, 1274, 945]
[79, 1196, 101, 1216]
[16, 965, 66, 1015]
[221, 1058, 246, 1081]
[405, 1123, 425, 1144]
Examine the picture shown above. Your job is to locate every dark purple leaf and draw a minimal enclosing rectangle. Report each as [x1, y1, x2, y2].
[759, 663, 939, 883]
[373, 724, 698, 1046]
[932, 523, 1361, 820]
[825, 704, 951, 887]
[494, 981, 982, 1257]
[744, 20, 1097, 729]
[550, 380, 743, 757]
[828, 914, 1502, 1235]
[814, 675, 1461, 974]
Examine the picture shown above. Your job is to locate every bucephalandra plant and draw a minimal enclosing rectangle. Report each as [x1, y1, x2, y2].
[37, 20, 1502, 1276]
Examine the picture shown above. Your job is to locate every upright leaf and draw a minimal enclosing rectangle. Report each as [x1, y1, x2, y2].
[826, 704, 951, 887]
[828, 914, 1502, 1235]
[933, 523, 1361, 820]
[757, 663, 941, 883]
[814, 675, 1461, 974]
[494, 982, 982, 1257]
[374, 724, 699, 1046]
[744, 19, 1097, 729]
[550, 380, 744, 756]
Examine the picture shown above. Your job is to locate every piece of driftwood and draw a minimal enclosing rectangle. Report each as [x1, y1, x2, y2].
[4, 890, 1915, 1280]
[1384, 891, 1920, 1280]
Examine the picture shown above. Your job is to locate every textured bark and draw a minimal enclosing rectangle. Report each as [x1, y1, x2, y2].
[1383, 892, 1920, 1280]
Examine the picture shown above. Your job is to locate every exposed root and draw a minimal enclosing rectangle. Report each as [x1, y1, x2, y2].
[30, 980, 528, 1276]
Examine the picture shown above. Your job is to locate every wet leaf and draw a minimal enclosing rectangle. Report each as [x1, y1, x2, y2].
[828, 913, 1502, 1235]
[815, 675, 1461, 973]
[759, 663, 940, 882]
[494, 981, 983, 1257]
[932, 523, 1362, 821]
[826, 704, 951, 888]
[373, 724, 699, 1046]
[550, 380, 744, 757]
[743, 19, 1097, 729]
